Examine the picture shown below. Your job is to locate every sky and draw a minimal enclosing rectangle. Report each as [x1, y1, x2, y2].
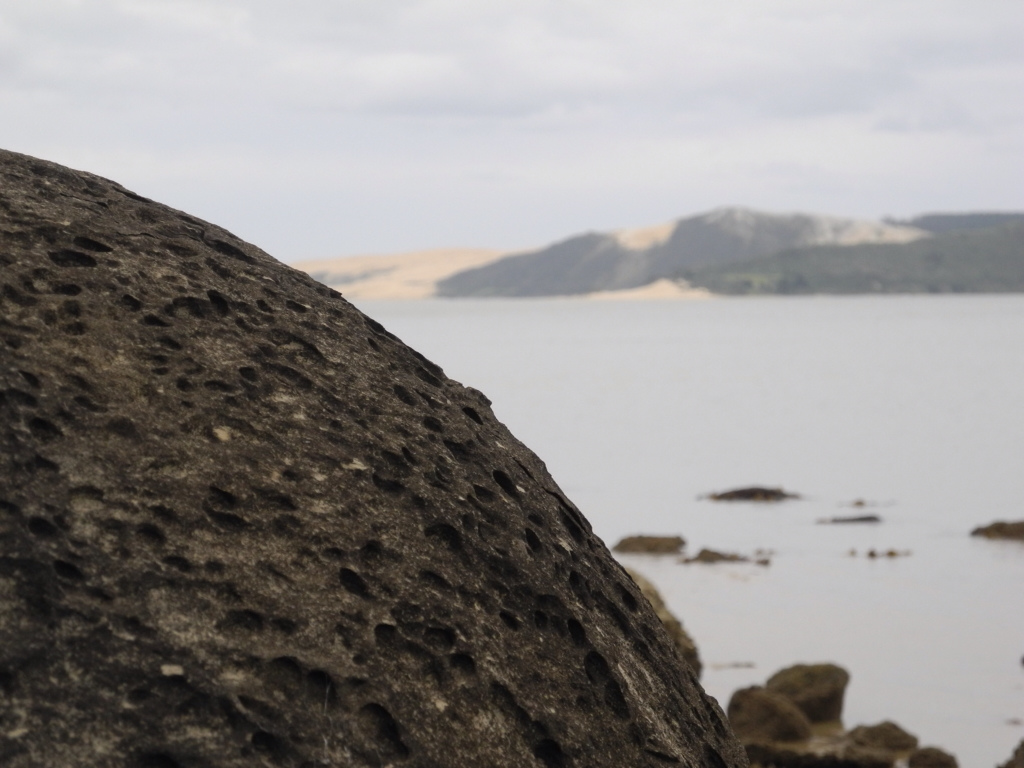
[1, 0, 1022, 262]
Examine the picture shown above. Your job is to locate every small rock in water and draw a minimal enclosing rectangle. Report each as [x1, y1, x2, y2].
[970, 520, 1024, 541]
[707, 486, 799, 502]
[909, 746, 959, 768]
[613, 535, 686, 554]
[683, 548, 750, 564]
[818, 514, 882, 524]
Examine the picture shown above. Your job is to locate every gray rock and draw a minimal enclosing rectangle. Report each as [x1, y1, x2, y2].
[727, 686, 813, 744]
[0, 149, 747, 768]
[766, 663, 850, 723]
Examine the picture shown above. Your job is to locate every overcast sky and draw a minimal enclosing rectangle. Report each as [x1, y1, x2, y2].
[2, 0, 1022, 261]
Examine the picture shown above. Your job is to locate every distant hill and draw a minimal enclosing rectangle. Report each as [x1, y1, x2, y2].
[685, 220, 1024, 295]
[891, 212, 1024, 235]
[296, 208, 1024, 299]
[436, 208, 926, 297]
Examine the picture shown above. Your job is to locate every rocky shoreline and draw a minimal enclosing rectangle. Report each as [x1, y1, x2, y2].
[616, 522, 1024, 767]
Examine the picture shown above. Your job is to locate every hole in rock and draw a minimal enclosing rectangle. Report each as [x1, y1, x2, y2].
[135, 753, 182, 768]
[534, 739, 566, 768]
[53, 559, 84, 581]
[618, 586, 639, 613]
[524, 529, 542, 553]
[270, 618, 297, 634]
[137, 524, 166, 545]
[49, 250, 97, 268]
[358, 704, 409, 759]
[28, 517, 59, 537]
[492, 470, 520, 499]
[339, 568, 372, 599]
[424, 627, 456, 650]
[424, 523, 462, 552]
[393, 385, 417, 406]
[72, 236, 113, 252]
[251, 730, 286, 758]
[19, 370, 41, 388]
[163, 556, 192, 572]
[220, 610, 264, 633]
[449, 653, 476, 674]
[567, 619, 587, 646]
[208, 239, 254, 264]
[462, 406, 483, 424]
[28, 417, 63, 441]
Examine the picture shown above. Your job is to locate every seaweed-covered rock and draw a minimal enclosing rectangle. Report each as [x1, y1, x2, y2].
[684, 548, 750, 564]
[766, 663, 850, 723]
[613, 535, 686, 554]
[0, 149, 747, 768]
[727, 686, 812, 744]
[707, 487, 799, 502]
[624, 568, 701, 677]
[848, 720, 918, 751]
[971, 520, 1024, 541]
[908, 746, 958, 768]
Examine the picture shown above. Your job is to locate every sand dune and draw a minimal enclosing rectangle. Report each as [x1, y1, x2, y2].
[294, 248, 508, 299]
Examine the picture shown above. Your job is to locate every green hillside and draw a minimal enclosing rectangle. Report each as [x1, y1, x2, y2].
[686, 222, 1024, 295]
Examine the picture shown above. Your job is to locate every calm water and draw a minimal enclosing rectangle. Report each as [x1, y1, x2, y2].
[352, 295, 1024, 767]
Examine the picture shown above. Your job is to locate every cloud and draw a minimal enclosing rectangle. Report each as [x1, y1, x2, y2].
[0, 0, 1021, 257]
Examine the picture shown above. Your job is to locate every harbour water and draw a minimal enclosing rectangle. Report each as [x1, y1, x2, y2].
[351, 295, 1024, 766]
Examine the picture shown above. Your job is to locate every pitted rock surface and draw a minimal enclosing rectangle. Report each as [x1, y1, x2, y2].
[0, 149, 747, 768]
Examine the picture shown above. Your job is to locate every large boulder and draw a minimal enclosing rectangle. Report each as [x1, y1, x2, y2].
[0, 149, 747, 767]
[766, 663, 850, 723]
[727, 686, 812, 744]
[624, 568, 702, 677]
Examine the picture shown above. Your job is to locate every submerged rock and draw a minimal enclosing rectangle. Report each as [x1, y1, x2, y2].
[613, 535, 686, 554]
[765, 663, 850, 723]
[624, 568, 701, 677]
[707, 486, 799, 502]
[971, 520, 1024, 541]
[0, 149, 747, 767]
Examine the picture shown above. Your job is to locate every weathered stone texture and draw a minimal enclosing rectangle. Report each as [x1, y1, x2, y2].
[0, 149, 746, 767]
